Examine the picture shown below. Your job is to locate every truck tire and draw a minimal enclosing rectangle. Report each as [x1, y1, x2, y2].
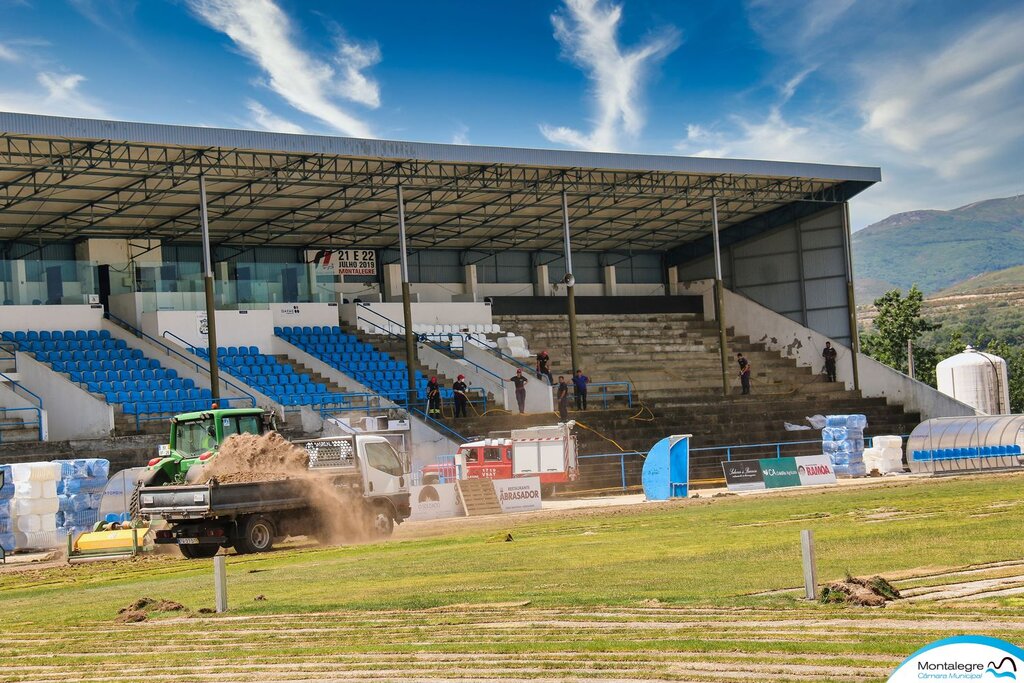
[234, 515, 275, 555]
[540, 483, 557, 498]
[179, 544, 219, 559]
[368, 506, 395, 539]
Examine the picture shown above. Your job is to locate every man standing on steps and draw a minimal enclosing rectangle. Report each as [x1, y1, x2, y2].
[556, 375, 570, 422]
[509, 368, 529, 414]
[736, 353, 752, 395]
[573, 369, 589, 410]
[822, 341, 838, 382]
[426, 376, 442, 416]
[536, 349, 553, 385]
[452, 374, 469, 418]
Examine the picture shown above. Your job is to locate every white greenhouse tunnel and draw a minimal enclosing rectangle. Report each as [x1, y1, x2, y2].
[935, 345, 1011, 415]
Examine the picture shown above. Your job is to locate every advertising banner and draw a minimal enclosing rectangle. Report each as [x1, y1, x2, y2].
[308, 249, 377, 276]
[760, 457, 802, 489]
[722, 460, 766, 491]
[410, 483, 462, 521]
[196, 311, 208, 340]
[794, 455, 838, 486]
[493, 477, 543, 513]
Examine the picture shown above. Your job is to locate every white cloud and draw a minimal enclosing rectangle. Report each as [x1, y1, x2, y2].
[0, 71, 108, 118]
[187, 0, 379, 138]
[451, 123, 470, 145]
[246, 100, 304, 134]
[859, 12, 1024, 178]
[540, 0, 679, 151]
[0, 42, 19, 62]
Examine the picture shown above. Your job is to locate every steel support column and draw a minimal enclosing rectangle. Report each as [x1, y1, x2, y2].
[562, 191, 580, 376]
[397, 185, 417, 404]
[712, 197, 730, 397]
[841, 201, 861, 391]
[199, 175, 220, 401]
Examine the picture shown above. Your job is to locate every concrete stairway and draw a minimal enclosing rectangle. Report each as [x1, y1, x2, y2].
[480, 313, 921, 488]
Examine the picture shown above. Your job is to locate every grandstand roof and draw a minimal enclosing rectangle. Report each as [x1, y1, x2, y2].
[0, 112, 879, 256]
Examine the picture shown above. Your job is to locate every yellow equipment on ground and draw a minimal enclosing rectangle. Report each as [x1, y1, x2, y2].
[67, 523, 153, 563]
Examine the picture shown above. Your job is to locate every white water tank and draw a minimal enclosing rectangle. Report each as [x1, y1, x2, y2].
[936, 345, 1010, 415]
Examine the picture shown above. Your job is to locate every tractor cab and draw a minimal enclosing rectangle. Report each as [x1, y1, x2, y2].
[147, 407, 274, 485]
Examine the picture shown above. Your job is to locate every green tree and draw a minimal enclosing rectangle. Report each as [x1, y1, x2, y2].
[861, 286, 938, 375]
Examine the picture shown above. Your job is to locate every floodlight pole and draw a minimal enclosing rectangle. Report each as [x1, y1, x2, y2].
[397, 185, 417, 405]
[841, 202, 861, 391]
[712, 197, 730, 397]
[562, 191, 580, 377]
[199, 175, 220, 401]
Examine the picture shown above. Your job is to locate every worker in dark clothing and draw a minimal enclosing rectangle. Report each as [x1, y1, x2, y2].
[426, 376, 442, 416]
[556, 375, 570, 422]
[452, 374, 469, 418]
[736, 353, 752, 395]
[536, 350, 553, 385]
[572, 369, 589, 410]
[509, 368, 529, 414]
[822, 341, 838, 382]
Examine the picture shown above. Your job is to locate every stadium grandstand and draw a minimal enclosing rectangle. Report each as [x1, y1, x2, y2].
[0, 111, 971, 487]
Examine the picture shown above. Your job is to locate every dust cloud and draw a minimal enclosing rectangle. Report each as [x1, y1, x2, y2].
[194, 432, 378, 545]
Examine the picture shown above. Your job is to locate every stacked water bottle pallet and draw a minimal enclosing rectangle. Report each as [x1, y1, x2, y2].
[0, 464, 14, 552]
[56, 459, 110, 538]
[6, 462, 64, 551]
[822, 414, 868, 477]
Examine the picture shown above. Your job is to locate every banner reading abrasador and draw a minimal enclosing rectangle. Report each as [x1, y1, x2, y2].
[493, 477, 542, 513]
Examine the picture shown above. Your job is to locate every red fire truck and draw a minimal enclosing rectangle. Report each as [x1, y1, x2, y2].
[420, 423, 578, 497]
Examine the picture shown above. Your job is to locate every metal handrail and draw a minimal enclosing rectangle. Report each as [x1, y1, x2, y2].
[557, 380, 633, 409]
[355, 305, 506, 387]
[105, 312, 256, 407]
[0, 351, 45, 441]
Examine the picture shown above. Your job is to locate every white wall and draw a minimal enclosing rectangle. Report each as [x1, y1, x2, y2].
[0, 304, 104, 332]
[340, 302, 494, 330]
[461, 343, 552, 414]
[704, 280, 978, 422]
[108, 293, 144, 329]
[143, 309, 276, 350]
[271, 302, 340, 328]
[16, 352, 113, 440]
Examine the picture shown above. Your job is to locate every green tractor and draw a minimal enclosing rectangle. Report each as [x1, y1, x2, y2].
[138, 407, 276, 490]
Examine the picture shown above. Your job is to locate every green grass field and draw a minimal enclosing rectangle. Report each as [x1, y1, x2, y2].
[4, 473, 1024, 682]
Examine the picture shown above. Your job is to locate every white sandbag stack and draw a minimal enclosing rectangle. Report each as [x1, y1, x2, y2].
[56, 459, 110, 536]
[8, 462, 63, 550]
[0, 464, 14, 552]
[863, 436, 905, 474]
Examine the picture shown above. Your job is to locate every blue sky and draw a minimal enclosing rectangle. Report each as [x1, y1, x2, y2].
[1, 0, 1022, 228]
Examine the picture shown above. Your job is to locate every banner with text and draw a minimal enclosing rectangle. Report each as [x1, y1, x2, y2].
[308, 249, 377, 276]
[723, 455, 837, 492]
[410, 483, 462, 521]
[493, 477, 543, 513]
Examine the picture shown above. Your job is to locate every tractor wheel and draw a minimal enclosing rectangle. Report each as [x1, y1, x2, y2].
[234, 515, 276, 555]
[129, 470, 169, 520]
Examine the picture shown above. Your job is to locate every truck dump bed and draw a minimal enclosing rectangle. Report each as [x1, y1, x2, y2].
[139, 480, 312, 520]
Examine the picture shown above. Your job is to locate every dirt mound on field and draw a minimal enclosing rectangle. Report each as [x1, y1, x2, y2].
[116, 597, 187, 622]
[821, 575, 902, 606]
[195, 432, 309, 484]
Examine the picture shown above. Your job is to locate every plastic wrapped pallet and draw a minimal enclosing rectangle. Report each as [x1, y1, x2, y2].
[8, 461, 61, 551]
[873, 435, 904, 450]
[823, 414, 867, 476]
[0, 464, 14, 499]
[55, 458, 109, 536]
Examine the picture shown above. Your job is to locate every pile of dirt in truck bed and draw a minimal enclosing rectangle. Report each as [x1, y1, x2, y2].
[194, 432, 309, 484]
